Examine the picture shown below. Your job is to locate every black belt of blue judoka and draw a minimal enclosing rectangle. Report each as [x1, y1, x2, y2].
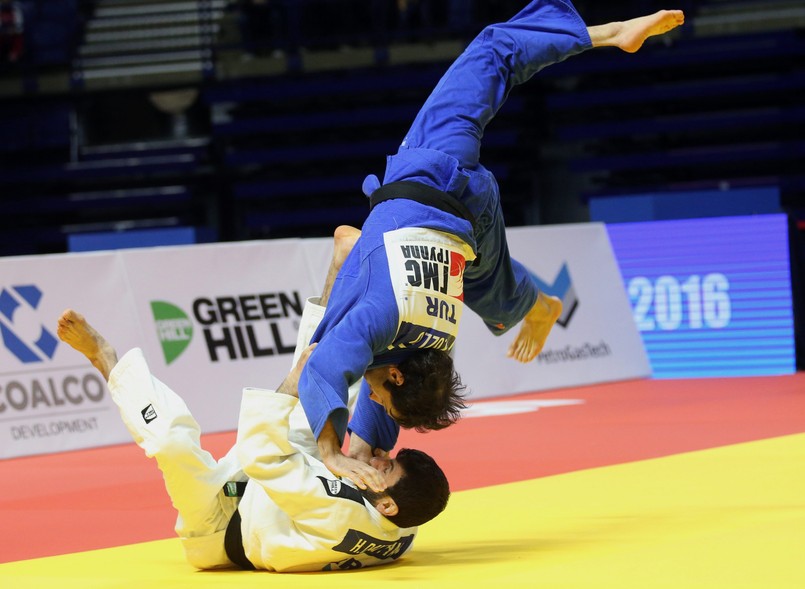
[223, 481, 256, 570]
[369, 181, 478, 233]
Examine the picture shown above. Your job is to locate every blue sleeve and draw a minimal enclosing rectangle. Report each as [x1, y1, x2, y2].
[348, 380, 401, 452]
[298, 309, 372, 446]
[298, 297, 397, 446]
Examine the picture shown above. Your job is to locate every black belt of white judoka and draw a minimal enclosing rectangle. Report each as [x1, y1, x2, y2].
[369, 181, 479, 233]
[223, 481, 256, 570]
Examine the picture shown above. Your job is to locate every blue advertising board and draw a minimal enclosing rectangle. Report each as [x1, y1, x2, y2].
[606, 214, 796, 378]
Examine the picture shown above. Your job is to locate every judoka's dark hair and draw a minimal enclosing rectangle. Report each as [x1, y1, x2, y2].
[364, 448, 450, 528]
[385, 349, 467, 432]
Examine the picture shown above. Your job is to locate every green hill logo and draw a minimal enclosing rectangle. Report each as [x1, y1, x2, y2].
[151, 301, 193, 365]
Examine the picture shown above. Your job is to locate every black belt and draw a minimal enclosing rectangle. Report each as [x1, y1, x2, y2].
[223, 481, 255, 570]
[224, 509, 255, 570]
[369, 180, 478, 233]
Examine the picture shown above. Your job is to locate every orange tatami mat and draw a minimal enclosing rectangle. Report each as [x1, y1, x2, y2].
[1, 373, 803, 588]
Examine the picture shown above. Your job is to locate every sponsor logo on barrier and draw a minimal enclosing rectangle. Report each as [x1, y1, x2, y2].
[0, 284, 109, 453]
[530, 263, 578, 328]
[527, 266, 618, 367]
[537, 341, 612, 364]
[1, 373, 106, 413]
[151, 301, 193, 365]
[150, 292, 303, 364]
[0, 285, 59, 364]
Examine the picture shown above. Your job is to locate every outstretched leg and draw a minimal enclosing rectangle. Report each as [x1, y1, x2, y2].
[57, 309, 240, 569]
[505, 9, 685, 364]
[507, 291, 563, 363]
[320, 224, 361, 306]
[588, 10, 684, 53]
[57, 309, 118, 380]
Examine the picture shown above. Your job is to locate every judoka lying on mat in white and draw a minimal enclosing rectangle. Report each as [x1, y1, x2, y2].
[55, 300, 449, 573]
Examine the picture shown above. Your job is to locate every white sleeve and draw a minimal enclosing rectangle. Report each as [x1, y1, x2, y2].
[236, 388, 355, 524]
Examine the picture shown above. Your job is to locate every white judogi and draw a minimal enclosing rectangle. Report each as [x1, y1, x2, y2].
[106, 299, 417, 572]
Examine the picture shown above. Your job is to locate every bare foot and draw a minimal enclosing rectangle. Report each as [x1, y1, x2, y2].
[589, 10, 685, 53]
[57, 309, 118, 380]
[321, 225, 361, 306]
[507, 292, 562, 363]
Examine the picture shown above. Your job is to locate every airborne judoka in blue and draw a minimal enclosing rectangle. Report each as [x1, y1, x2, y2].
[295, 0, 686, 485]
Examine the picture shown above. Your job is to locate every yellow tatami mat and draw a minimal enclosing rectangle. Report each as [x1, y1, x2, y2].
[3, 433, 803, 589]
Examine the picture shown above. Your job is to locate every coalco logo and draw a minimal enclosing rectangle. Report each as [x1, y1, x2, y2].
[0, 285, 59, 364]
[530, 263, 578, 328]
[0, 285, 106, 430]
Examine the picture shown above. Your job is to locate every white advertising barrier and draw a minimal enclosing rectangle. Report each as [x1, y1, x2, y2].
[452, 223, 651, 399]
[120, 239, 320, 438]
[0, 251, 144, 459]
[1, 224, 647, 459]
[0, 240, 324, 459]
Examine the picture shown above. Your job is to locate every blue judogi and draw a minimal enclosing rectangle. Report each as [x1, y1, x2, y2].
[299, 0, 593, 450]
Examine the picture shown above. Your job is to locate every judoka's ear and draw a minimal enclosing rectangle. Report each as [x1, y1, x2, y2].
[388, 366, 404, 387]
[374, 496, 399, 517]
